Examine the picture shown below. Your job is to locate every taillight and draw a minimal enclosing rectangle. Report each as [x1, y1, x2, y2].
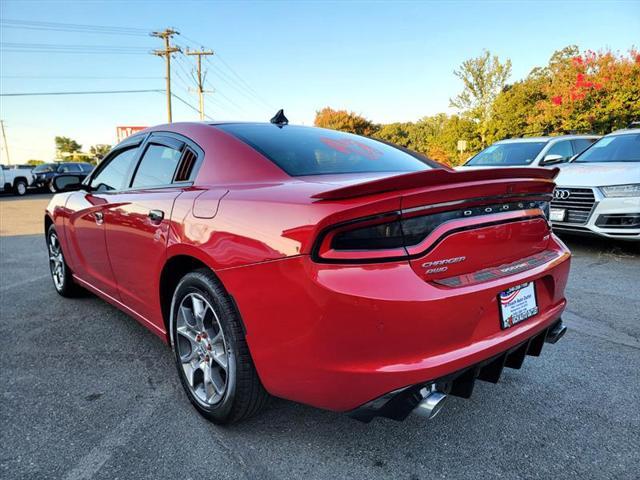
[331, 216, 404, 250]
[313, 200, 550, 263]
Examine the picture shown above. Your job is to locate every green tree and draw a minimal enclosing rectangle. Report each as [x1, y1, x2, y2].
[314, 107, 378, 136]
[90, 144, 112, 162]
[26, 159, 45, 166]
[374, 122, 413, 148]
[487, 69, 549, 142]
[55, 136, 82, 159]
[450, 50, 512, 145]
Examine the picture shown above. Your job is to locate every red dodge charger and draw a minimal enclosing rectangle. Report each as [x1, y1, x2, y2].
[45, 114, 570, 424]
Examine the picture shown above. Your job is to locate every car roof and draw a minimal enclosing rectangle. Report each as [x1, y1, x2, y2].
[495, 134, 600, 144]
[605, 128, 640, 137]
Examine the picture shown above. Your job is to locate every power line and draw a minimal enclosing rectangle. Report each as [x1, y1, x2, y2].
[169, 92, 213, 121]
[0, 89, 163, 97]
[215, 53, 274, 110]
[1, 42, 150, 49]
[180, 33, 274, 112]
[0, 19, 150, 36]
[1, 75, 163, 79]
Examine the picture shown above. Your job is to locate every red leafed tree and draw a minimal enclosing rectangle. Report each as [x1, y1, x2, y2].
[533, 46, 640, 134]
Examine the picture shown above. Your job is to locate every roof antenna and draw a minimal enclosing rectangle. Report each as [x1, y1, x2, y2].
[270, 109, 289, 126]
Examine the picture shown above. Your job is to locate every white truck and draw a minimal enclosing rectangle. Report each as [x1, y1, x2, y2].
[1, 165, 35, 196]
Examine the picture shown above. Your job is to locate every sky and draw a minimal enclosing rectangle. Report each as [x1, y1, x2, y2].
[1, 0, 639, 164]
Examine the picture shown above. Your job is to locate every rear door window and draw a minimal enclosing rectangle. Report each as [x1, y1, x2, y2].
[130, 144, 182, 188]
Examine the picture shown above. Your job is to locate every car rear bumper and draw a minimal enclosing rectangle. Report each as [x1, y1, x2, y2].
[349, 318, 566, 422]
[217, 237, 571, 412]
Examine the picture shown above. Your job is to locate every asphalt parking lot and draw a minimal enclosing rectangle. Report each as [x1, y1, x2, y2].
[1, 193, 639, 480]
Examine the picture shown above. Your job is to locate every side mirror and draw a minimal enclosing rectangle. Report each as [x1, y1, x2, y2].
[53, 174, 85, 192]
[540, 154, 564, 166]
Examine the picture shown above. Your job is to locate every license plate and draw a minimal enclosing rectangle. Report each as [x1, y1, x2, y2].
[550, 208, 566, 222]
[498, 282, 538, 329]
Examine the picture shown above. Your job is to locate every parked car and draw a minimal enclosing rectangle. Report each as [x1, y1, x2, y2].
[0, 164, 34, 196]
[550, 128, 639, 240]
[45, 118, 570, 424]
[32, 162, 93, 192]
[459, 135, 599, 169]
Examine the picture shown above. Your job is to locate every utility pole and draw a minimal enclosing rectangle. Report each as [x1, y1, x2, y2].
[0, 120, 10, 165]
[185, 48, 214, 120]
[151, 28, 181, 123]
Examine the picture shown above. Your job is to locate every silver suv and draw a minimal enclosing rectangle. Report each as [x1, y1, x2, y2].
[459, 135, 600, 169]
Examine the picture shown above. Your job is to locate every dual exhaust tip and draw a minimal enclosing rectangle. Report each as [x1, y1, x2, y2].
[414, 388, 447, 420]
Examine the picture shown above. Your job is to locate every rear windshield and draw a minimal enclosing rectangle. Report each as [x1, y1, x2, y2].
[573, 133, 640, 163]
[216, 124, 432, 176]
[465, 142, 547, 166]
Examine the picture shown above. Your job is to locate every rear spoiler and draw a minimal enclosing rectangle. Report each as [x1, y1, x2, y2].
[311, 167, 559, 200]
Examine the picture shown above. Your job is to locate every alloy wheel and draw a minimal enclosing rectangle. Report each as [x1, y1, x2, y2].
[48, 232, 65, 290]
[175, 292, 231, 406]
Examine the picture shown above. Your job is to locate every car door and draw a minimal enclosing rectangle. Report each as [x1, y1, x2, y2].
[64, 139, 144, 297]
[103, 133, 201, 331]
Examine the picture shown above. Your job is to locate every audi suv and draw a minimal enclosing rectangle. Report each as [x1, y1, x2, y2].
[551, 128, 640, 241]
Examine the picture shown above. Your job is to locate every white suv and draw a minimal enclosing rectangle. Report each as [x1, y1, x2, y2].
[459, 135, 599, 169]
[550, 129, 639, 241]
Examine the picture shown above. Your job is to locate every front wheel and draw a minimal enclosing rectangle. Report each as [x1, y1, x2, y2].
[47, 224, 82, 297]
[49, 181, 57, 193]
[171, 269, 269, 424]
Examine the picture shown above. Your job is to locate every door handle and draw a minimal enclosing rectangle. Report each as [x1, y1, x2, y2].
[94, 211, 104, 225]
[148, 209, 164, 223]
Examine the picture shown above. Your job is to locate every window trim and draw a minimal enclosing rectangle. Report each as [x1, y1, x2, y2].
[125, 131, 204, 191]
[84, 133, 147, 192]
[84, 131, 204, 194]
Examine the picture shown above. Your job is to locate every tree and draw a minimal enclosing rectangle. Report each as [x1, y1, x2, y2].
[487, 69, 549, 142]
[450, 50, 512, 145]
[55, 136, 82, 159]
[374, 122, 413, 148]
[26, 159, 45, 166]
[531, 47, 640, 134]
[90, 144, 112, 162]
[314, 107, 378, 136]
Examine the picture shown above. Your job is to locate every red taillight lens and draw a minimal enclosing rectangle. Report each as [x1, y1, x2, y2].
[313, 200, 550, 263]
[315, 213, 408, 262]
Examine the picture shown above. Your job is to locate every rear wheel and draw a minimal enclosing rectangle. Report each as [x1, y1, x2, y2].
[171, 269, 269, 424]
[47, 224, 82, 297]
[14, 179, 27, 196]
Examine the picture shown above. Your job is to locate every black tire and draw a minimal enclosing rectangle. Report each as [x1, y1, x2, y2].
[171, 268, 269, 424]
[46, 224, 83, 297]
[14, 179, 27, 196]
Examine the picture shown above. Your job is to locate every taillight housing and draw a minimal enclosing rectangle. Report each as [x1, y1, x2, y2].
[313, 200, 550, 263]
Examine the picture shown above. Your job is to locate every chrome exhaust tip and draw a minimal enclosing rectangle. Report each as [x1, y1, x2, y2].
[414, 389, 447, 420]
[545, 320, 567, 344]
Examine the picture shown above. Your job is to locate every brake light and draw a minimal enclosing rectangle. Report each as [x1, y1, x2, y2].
[314, 200, 549, 263]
